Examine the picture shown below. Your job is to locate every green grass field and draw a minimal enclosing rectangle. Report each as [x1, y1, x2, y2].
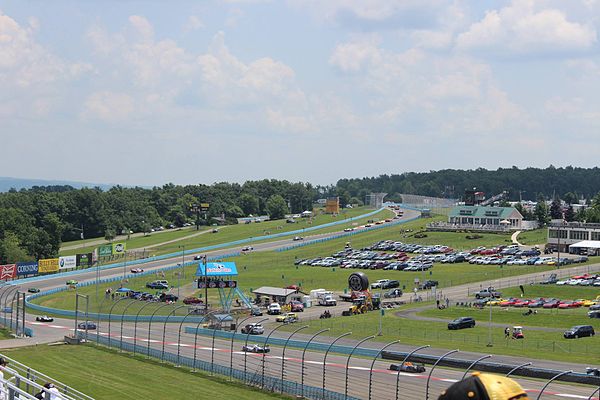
[32, 216, 561, 315]
[59, 207, 388, 257]
[285, 303, 600, 364]
[515, 228, 548, 246]
[1, 345, 288, 400]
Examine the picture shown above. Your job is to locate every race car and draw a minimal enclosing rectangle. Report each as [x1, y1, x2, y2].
[130, 268, 144, 273]
[27, 288, 41, 294]
[66, 280, 78, 286]
[35, 315, 54, 322]
[388, 362, 426, 373]
[242, 344, 270, 353]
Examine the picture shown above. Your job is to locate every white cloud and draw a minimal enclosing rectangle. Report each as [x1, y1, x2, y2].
[82, 91, 135, 122]
[456, 1, 597, 54]
[184, 15, 203, 32]
[128, 15, 154, 42]
[329, 37, 382, 72]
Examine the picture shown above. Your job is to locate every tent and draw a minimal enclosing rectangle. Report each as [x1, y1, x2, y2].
[116, 288, 132, 293]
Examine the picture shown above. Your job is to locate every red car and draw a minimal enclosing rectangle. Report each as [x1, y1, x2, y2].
[183, 297, 203, 305]
[513, 300, 532, 308]
[290, 300, 304, 312]
[558, 301, 578, 309]
[543, 300, 560, 308]
[500, 298, 519, 307]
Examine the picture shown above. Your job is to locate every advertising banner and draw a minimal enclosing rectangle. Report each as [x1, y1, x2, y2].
[112, 243, 126, 254]
[195, 262, 238, 277]
[59, 255, 77, 270]
[98, 245, 112, 257]
[16, 262, 38, 276]
[0, 264, 16, 280]
[76, 253, 93, 267]
[38, 258, 59, 273]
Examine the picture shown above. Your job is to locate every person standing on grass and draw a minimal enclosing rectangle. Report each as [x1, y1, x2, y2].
[504, 327, 510, 339]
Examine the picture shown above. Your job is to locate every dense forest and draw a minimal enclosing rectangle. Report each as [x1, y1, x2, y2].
[336, 166, 600, 202]
[3, 166, 600, 263]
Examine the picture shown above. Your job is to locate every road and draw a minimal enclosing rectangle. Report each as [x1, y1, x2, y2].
[7, 207, 600, 399]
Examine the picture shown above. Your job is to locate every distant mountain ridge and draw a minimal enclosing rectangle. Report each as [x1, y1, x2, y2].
[0, 177, 115, 192]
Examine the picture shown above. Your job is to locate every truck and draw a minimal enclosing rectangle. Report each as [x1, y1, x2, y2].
[317, 291, 337, 306]
[474, 288, 502, 299]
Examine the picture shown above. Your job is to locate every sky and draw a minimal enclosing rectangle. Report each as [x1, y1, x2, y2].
[2, 1, 600, 187]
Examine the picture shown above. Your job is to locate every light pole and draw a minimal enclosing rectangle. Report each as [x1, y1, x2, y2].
[487, 300, 493, 347]
[179, 245, 186, 279]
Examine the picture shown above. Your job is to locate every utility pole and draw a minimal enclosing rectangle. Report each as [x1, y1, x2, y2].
[204, 255, 209, 313]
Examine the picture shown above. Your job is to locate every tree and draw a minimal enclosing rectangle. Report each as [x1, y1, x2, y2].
[104, 227, 116, 242]
[563, 192, 578, 205]
[564, 205, 575, 222]
[238, 193, 259, 216]
[534, 200, 549, 226]
[349, 197, 363, 206]
[266, 195, 289, 220]
[0, 232, 30, 264]
[550, 199, 563, 219]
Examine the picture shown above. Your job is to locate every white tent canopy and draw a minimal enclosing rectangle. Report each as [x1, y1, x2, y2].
[569, 240, 600, 249]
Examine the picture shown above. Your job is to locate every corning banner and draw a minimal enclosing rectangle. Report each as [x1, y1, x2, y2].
[59, 255, 77, 270]
[38, 258, 59, 273]
[0, 264, 16, 280]
[76, 253, 93, 267]
[112, 243, 126, 254]
[195, 262, 238, 277]
[16, 262, 38, 276]
[98, 245, 112, 257]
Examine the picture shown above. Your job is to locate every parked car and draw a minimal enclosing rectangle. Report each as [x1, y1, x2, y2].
[389, 362, 426, 373]
[383, 288, 403, 298]
[183, 297, 203, 305]
[251, 307, 263, 316]
[159, 293, 178, 302]
[146, 281, 169, 289]
[35, 315, 53, 322]
[267, 303, 282, 315]
[242, 344, 270, 353]
[241, 323, 264, 335]
[448, 317, 476, 330]
[276, 312, 299, 323]
[474, 289, 502, 299]
[588, 310, 600, 319]
[564, 325, 595, 339]
[419, 280, 439, 290]
[290, 300, 304, 312]
[78, 321, 97, 330]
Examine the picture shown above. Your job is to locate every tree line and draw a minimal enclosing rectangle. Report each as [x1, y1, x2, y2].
[0, 180, 328, 263]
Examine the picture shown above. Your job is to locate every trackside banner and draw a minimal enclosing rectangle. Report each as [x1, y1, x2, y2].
[16, 262, 38, 276]
[0, 264, 16, 280]
[39, 258, 59, 273]
[59, 255, 77, 270]
[195, 262, 238, 277]
[76, 253, 93, 267]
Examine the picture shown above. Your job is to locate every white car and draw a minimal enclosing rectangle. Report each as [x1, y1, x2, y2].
[371, 279, 391, 289]
[267, 303, 281, 315]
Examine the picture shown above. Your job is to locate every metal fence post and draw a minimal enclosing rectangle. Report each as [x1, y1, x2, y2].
[396, 344, 431, 400]
[281, 325, 309, 393]
[244, 318, 268, 384]
[230, 315, 256, 380]
[211, 315, 228, 375]
[506, 362, 532, 377]
[261, 323, 288, 389]
[108, 298, 130, 349]
[119, 301, 138, 352]
[323, 332, 352, 400]
[345, 336, 375, 400]
[161, 305, 186, 362]
[536, 370, 572, 400]
[368, 340, 400, 400]
[132, 301, 156, 356]
[587, 386, 600, 400]
[425, 349, 459, 400]
[301, 328, 329, 398]
[192, 311, 217, 372]
[461, 355, 492, 380]
[146, 303, 171, 358]
[96, 295, 109, 346]
[176, 310, 199, 367]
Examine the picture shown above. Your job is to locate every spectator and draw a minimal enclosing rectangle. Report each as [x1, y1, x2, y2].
[44, 383, 61, 400]
[445, 298, 450, 308]
[504, 327, 510, 339]
[438, 372, 529, 399]
[0, 358, 8, 400]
